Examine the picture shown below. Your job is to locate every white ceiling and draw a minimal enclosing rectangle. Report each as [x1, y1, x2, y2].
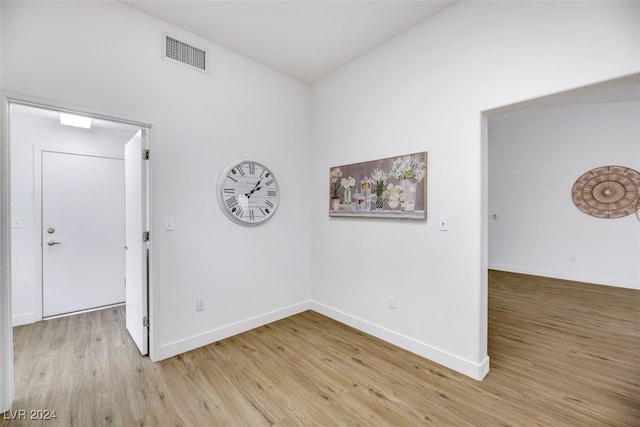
[120, 0, 457, 83]
[11, 1, 639, 125]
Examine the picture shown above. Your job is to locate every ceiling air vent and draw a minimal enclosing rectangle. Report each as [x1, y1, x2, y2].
[163, 34, 208, 73]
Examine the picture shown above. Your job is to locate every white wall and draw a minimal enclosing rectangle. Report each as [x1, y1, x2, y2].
[310, 1, 639, 379]
[1, 1, 312, 360]
[489, 101, 640, 289]
[1, 0, 638, 385]
[10, 110, 137, 325]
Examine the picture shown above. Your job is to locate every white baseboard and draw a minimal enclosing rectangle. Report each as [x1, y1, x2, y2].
[309, 302, 490, 381]
[158, 299, 490, 381]
[489, 263, 639, 290]
[15, 298, 492, 381]
[12, 312, 37, 327]
[157, 301, 313, 361]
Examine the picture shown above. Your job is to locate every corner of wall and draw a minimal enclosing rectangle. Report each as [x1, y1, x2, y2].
[156, 300, 313, 361]
[310, 301, 490, 381]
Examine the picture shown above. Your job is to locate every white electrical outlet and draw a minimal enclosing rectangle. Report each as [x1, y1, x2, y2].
[196, 298, 205, 311]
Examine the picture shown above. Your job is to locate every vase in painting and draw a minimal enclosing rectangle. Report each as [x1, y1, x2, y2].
[400, 179, 417, 211]
[375, 182, 384, 210]
[344, 188, 352, 205]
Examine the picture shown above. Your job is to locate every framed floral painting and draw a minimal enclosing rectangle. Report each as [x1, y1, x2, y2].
[329, 151, 427, 220]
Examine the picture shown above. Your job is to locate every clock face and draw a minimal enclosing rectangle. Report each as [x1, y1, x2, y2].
[217, 160, 280, 225]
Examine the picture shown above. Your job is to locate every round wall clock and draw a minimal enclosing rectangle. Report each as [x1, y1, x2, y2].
[216, 159, 280, 226]
[571, 165, 640, 219]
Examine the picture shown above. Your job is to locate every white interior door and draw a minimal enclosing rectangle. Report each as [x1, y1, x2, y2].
[124, 130, 148, 355]
[42, 151, 125, 317]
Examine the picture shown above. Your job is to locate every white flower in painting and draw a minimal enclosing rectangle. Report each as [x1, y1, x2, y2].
[371, 168, 388, 194]
[383, 183, 405, 202]
[330, 167, 343, 182]
[389, 155, 426, 182]
[371, 168, 388, 183]
[341, 176, 355, 190]
[330, 167, 343, 197]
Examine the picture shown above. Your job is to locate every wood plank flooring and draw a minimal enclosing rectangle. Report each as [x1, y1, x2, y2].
[2, 270, 639, 426]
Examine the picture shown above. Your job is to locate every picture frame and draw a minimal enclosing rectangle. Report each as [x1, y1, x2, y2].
[329, 151, 427, 220]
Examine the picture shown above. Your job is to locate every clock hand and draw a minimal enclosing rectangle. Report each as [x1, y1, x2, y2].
[245, 178, 263, 198]
[247, 186, 264, 198]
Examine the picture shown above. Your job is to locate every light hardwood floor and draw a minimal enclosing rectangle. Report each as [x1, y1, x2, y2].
[2, 271, 639, 426]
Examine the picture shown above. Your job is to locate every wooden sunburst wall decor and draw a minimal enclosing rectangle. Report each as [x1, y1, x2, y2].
[572, 165, 640, 219]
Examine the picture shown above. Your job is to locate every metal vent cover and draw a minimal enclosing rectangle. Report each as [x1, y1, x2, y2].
[163, 34, 207, 72]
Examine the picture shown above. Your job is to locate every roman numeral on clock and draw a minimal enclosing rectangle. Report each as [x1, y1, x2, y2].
[265, 200, 274, 208]
[267, 190, 276, 197]
[224, 187, 235, 194]
[248, 163, 256, 175]
[265, 179, 274, 186]
[225, 197, 238, 209]
[249, 210, 255, 221]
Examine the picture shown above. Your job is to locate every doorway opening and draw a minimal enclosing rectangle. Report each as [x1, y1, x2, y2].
[3, 99, 153, 406]
[482, 74, 640, 371]
[484, 75, 639, 289]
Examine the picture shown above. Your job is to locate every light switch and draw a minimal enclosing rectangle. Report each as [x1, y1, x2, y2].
[165, 216, 175, 231]
[11, 217, 22, 229]
[439, 216, 448, 231]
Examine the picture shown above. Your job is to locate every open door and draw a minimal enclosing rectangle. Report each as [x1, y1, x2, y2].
[124, 130, 149, 355]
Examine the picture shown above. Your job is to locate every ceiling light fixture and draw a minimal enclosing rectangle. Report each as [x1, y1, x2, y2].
[59, 112, 92, 129]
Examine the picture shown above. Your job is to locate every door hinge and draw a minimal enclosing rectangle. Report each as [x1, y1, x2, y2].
[143, 231, 150, 242]
[142, 149, 150, 160]
[143, 316, 149, 327]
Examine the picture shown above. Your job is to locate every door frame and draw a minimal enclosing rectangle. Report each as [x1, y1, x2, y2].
[0, 94, 155, 411]
[37, 149, 125, 321]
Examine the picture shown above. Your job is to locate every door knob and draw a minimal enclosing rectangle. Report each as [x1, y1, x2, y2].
[47, 227, 55, 234]
[47, 240, 62, 246]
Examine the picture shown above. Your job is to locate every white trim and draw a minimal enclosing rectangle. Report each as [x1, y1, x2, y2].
[11, 312, 36, 327]
[480, 112, 490, 365]
[45, 303, 125, 321]
[141, 127, 154, 359]
[310, 302, 490, 381]
[1, 95, 156, 411]
[38, 148, 124, 161]
[1, 96, 15, 413]
[158, 301, 312, 361]
[2, 92, 156, 129]
[488, 263, 640, 290]
[158, 300, 491, 380]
